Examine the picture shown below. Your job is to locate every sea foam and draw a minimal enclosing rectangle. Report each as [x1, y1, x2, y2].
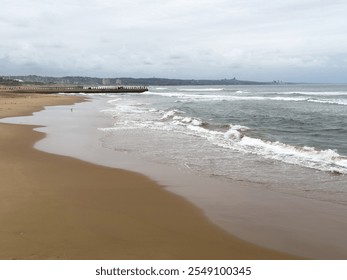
[99, 88, 347, 175]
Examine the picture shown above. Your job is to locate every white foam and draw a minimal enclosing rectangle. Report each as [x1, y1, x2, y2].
[160, 109, 185, 120]
[229, 124, 249, 132]
[271, 97, 308, 102]
[107, 98, 122, 104]
[99, 93, 347, 175]
[231, 137, 347, 174]
[144, 91, 347, 106]
[269, 96, 347, 106]
[77, 92, 120, 97]
[173, 116, 184, 121]
[164, 113, 347, 173]
[224, 128, 242, 141]
[307, 98, 347, 106]
[179, 88, 224, 92]
[191, 119, 202, 126]
[158, 109, 204, 127]
[281, 91, 347, 96]
[181, 117, 192, 123]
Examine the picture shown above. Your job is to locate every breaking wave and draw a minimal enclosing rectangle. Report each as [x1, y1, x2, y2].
[178, 88, 224, 92]
[99, 102, 347, 174]
[142, 91, 347, 106]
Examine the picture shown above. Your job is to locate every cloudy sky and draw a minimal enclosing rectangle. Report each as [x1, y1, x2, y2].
[1, 0, 347, 82]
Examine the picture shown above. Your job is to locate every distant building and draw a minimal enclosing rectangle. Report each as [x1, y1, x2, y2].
[102, 78, 110, 85]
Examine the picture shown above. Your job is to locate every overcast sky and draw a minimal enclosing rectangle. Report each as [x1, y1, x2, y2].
[1, 0, 347, 82]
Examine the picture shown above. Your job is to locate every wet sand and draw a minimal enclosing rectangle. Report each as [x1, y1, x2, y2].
[0, 93, 292, 259]
[15, 96, 347, 259]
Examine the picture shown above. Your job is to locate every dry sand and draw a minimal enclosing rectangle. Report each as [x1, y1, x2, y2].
[0, 92, 293, 259]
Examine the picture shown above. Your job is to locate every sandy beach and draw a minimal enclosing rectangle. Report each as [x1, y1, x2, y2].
[0, 92, 292, 260]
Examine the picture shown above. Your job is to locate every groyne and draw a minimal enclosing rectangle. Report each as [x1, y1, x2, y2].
[0, 85, 148, 94]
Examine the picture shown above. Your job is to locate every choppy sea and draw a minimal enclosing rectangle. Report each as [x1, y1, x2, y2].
[2, 83, 347, 258]
[94, 84, 347, 204]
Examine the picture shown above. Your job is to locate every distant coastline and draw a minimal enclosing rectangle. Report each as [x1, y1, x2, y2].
[1, 75, 288, 86]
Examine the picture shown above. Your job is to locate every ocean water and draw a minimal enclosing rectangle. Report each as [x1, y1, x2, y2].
[2, 84, 347, 258]
[97, 84, 347, 204]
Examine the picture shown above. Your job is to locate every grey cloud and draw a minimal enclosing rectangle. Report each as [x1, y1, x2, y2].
[0, 0, 347, 82]
[169, 55, 184, 60]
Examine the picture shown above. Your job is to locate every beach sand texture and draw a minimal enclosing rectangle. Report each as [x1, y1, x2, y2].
[0, 93, 292, 259]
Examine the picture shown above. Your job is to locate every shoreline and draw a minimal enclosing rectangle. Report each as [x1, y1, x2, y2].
[9, 94, 346, 259]
[0, 93, 291, 259]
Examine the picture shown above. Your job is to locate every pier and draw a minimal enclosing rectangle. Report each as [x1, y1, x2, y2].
[0, 85, 148, 94]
